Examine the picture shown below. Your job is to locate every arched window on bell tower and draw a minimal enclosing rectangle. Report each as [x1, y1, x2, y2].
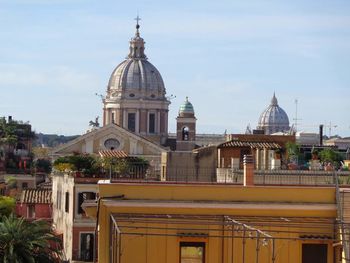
[182, 126, 189, 141]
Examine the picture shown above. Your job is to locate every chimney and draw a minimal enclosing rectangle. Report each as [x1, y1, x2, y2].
[319, 124, 324, 146]
[243, 154, 254, 186]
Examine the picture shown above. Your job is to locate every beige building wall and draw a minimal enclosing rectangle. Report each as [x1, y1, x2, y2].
[52, 173, 98, 262]
[52, 173, 75, 261]
[161, 146, 217, 182]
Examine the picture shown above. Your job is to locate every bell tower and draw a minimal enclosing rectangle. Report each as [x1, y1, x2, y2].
[176, 97, 196, 151]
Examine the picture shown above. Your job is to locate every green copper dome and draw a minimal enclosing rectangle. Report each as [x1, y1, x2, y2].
[179, 97, 195, 115]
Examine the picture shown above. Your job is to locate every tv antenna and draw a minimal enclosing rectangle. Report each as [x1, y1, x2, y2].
[293, 98, 302, 132]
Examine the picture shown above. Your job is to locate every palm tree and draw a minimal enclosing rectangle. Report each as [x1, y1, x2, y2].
[0, 214, 62, 263]
[0, 118, 18, 149]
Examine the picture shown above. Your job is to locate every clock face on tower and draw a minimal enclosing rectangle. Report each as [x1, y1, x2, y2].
[104, 138, 120, 150]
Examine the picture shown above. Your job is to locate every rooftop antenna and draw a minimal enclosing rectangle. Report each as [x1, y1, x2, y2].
[293, 98, 302, 133]
[327, 121, 337, 137]
[245, 124, 252, 134]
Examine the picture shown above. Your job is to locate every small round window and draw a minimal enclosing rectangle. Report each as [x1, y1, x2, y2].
[104, 138, 120, 150]
[129, 93, 135, 97]
[151, 94, 156, 98]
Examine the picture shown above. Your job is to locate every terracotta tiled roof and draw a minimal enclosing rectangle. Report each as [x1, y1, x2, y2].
[20, 189, 52, 204]
[219, 140, 281, 149]
[99, 150, 128, 158]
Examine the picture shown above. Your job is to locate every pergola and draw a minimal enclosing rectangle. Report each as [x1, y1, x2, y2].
[109, 213, 342, 263]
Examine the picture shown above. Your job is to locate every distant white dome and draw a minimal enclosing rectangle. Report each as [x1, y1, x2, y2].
[257, 93, 290, 135]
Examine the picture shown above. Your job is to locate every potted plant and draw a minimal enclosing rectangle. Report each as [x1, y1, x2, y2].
[311, 148, 319, 160]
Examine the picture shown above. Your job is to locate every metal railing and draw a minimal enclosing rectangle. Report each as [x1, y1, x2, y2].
[53, 165, 350, 186]
[217, 168, 350, 186]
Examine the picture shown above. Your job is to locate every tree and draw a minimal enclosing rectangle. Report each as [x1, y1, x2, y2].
[0, 196, 15, 218]
[0, 214, 62, 263]
[35, 159, 52, 174]
[319, 148, 343, 166]
[53, 154, 96, 172]
[4, 176, 17, 190]
[32, 147, 50, 159]
[0, 118, 18, 153]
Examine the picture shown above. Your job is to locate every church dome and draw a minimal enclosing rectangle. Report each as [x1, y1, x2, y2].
[179, 97, 195, 117]
[106, 21, 166, 100]
[257, 93, 290, 134]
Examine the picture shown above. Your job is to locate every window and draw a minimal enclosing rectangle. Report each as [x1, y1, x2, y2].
[149, 113, 155, 133]
[111, 112, 115, 124]
[180, 242, 205, 263]
[56, 189, 62, 210]
[104, 138, 120, 151]
[65, 192, 69, 213]
[302, 244, 327, 263]
[78, 192, 96, 214]
[27, 205, 35, 219]
[22, 182, 28, 189]
[182, 127, 189, 141]
[128, 113, 136, 132]
[80, 233, 94, 261]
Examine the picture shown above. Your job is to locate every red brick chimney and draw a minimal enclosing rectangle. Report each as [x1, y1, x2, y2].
[243, 154, 254, 186]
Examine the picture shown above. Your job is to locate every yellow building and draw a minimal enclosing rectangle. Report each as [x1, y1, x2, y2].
[84, 179, 344, 263]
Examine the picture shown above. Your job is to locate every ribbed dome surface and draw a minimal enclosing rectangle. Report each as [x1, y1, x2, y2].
[107, 59, 165, 97]
[257, 93, 290, 134]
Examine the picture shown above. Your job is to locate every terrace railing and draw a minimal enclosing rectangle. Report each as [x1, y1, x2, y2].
[217, 168, 350, 186]
[53, 165, 350, 186]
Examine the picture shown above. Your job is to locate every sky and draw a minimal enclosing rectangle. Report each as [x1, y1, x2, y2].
[0, 0, 350, 137]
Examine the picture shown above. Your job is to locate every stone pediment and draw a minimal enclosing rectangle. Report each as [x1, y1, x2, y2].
[50, 124, 166, 157]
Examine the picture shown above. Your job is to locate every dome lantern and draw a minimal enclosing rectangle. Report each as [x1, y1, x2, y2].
[128, 15, 147, 60]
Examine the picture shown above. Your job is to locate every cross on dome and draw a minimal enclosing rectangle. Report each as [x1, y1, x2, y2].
[134, 15, 141, 36]
[135, 15, 141, 27]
